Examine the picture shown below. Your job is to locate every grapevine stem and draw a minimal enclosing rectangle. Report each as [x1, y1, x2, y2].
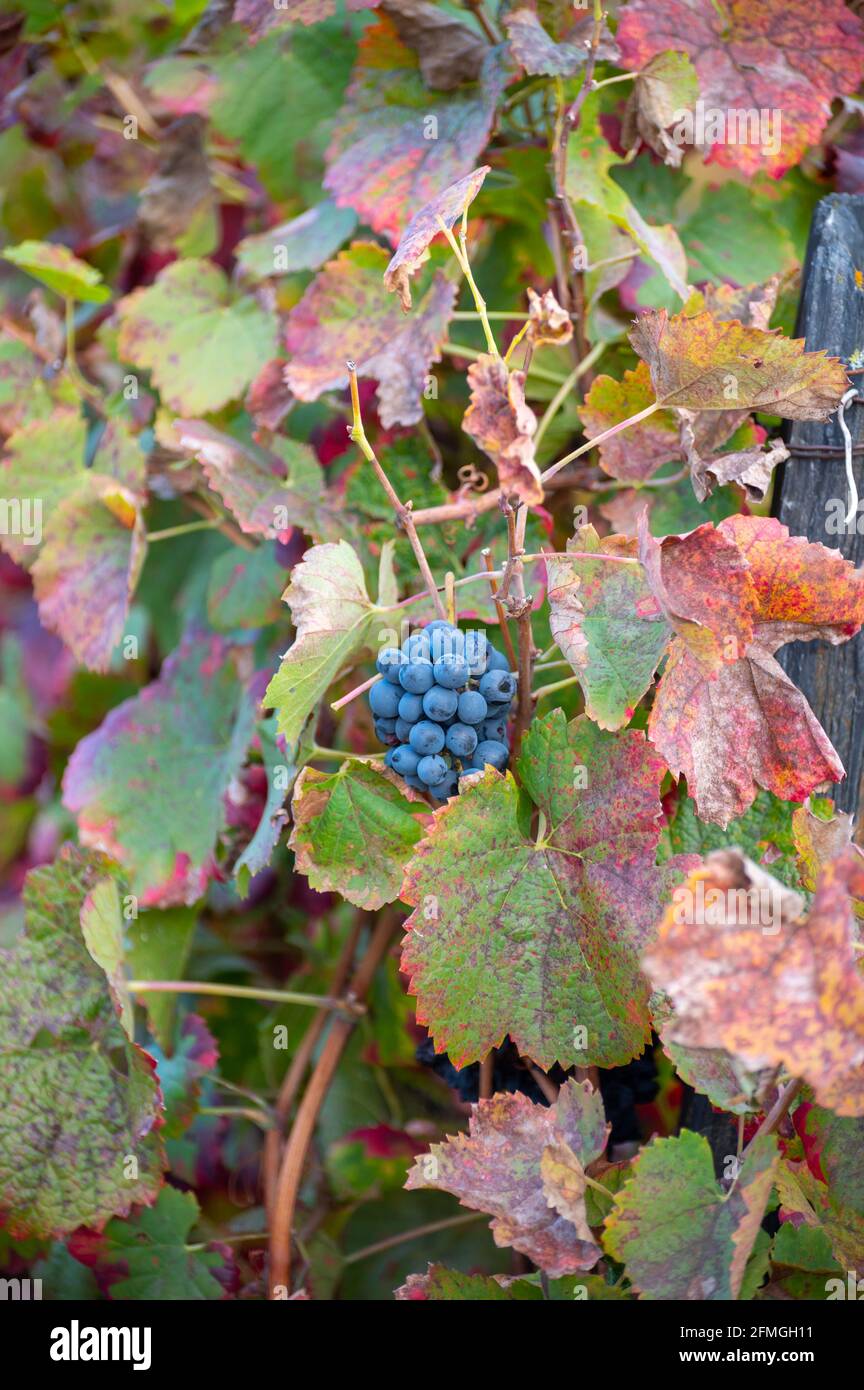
[436, 215, 499, 358]
[744, 1077, 805, 1154]
[480, 547, 519, 670]
[383, 568, 505, 610]
[452, 311, 531, 321]
[127, 980, 364, 1016]
[535, 341, 606, 450]
[344, 1211, 484, 1265]
[147, 519, 221, 543]
[441, 341, 567, 386]
[346, 363, 446, 620]
[199, 1105, 272, 1129]
[533, 675, 580, 701]
[330, 671, 382, 711]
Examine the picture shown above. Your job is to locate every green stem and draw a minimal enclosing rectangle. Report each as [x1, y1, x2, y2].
[441, 341, 568, 385]
[533, 675, 580, 702]
[437, 217, 499, 357]
[590, 72, 637, 92]
[128, 980, 364, 1015]
[199, 1105, 272, 1129]
[535, 340, 606, 449]
[343, 1211, 484, 1266]
[452, 311, 531, 321]
[147, 519, 221, 543]
[541, 400, 661, 484]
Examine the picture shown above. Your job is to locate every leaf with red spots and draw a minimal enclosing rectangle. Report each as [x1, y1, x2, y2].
[405, 1079, 608, 1275]
[289, 760, 431, 909]
[284, 241, 456, 428]
[647, 515, 864, 825]
[72, 1186, 228, 1300]
[384, 166, 489, 311]
[323, 20, 505, 246]
[173, 420, 339, 541]
[630, 308, 849, 419]
[62, 631, 257, 906]
[603, 1129, 779, 1300]
[400, 709, 696, 1069]
[616, 0, 864, 177]
[579, 362, 682, 483]
[31, 475, 147, 674]
[0, 847, 164, 1238]
[645, 849, 864, 1116]
[462, 354, 544, 506]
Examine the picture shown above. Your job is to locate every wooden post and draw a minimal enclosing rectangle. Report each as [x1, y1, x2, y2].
[774, 192, 864, 825]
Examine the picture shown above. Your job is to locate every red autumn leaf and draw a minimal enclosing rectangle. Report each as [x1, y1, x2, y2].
[616, 0, 864, 177]
[405, 1079, 609, 1275]
[384, 166, 489, 311]
[647, 514, 864, 825]
[324, 19, 504, 245]
[284, 241, 455, 428]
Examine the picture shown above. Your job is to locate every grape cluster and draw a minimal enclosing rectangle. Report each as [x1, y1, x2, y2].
[369, 620, 515, 800]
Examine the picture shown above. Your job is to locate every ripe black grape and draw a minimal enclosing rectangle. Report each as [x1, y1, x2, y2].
[409, 720, 445, 755]
[417, 753, 449, 786]
[399, 659, 435, 694]
[422, 685, 458, 721]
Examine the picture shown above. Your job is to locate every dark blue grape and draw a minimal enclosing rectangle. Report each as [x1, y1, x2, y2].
[404, 774, 426, 790]
[478, 717, 507, 744]
[390, 744, 420, 777]
[457, 689, 487, 725]
[485, 645, 512, 674]
[402, 632, 431, 661]
[463, 630, 488, 675]
[369, 680, 401, 718]
[422, 685, 458, 721]
[470, 739, 509, 771]
[429, 770, 459, 801]
[374, 721, 398, 746]
[417, 753, 449, 786]
[394, 717, 413, 742]
[397, 691, 423, 723]
[399, 660, 435, 694]
[445, 723, 478, 758]
[376, 647, 405, 684]
[409, 720, 445, 755]
[479, 669, 517, 703]
[433, 653, 469, 689]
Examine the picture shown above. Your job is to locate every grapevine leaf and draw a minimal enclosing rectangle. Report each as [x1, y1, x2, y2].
[617, 0, 864, 177]
[0, 847, 164, 1238]
[77, 1187, 227, 1300]
[630, 308, 849, 419]
[173, 420, 339, 541]
[264, 540, 395, 746]
[579, 362, 681, 483]
[621, 51, 699, 168]
[645, 849, 864, 1116]
[234, 718, 297, 896]
[149, 1015, 218, 1140]
[126, 908, 199, 1052]
[235, 200, 358, 278]
[603, 1130, 779, 1300]
[793, 800, 862, 903]
[0, 407, 88, 564]
[289, 760, 431, 909]
[284, 241, 456, 428]
[648, 515, 864, 825]
[396, 1265, 544, 1300]
[462, 355, 544, 505]
[117, 259, 277, 415]
[545, 526, 669, 730]
[384, 166, 489, 311]
[80, 875, 133, 1038]
[777, 1159, 864, 1281]
[63, 631, 257, 906]
[2, 239, 110, 303]
[207, 544, 285, 631]
[376, 0, 487, 91]
[405, 1079, 609, 1276]
[234, 0, 375, 40]
[324, 20, 505, 245]
[401, 710, 696, 1068]
[504, 4, 617, 78]
[31, 476, 147, 673]
[525, 287, 572, 348]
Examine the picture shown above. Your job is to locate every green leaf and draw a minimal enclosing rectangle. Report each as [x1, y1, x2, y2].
[63, 630, 257, 906]
[264, 539, 394, 746]
[401, 710, 695, 1068]
[0, 407, 87, 564]
[397, 1265, 545, 1300]
[545, 525, 670, 730]
[235, 199, 357, 278]
[603, 1131, 779, 1300]
[91, 1187, 227, 1300]
[0, 847, 164, 1238]
[290, 760, 430, 909]
[117, 259, 277, 414]
[234, 717, 297, 896]
[2, 239, 110, 302]
[665, 788, 800, 888]
[126, 907, 199, 1051]
[207, 543, 285, 631]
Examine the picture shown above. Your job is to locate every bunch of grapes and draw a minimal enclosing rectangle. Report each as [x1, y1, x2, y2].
[368, 620, 516, 800]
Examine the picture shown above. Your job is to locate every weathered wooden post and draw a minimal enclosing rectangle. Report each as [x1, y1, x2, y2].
[775, 192, 864, 825]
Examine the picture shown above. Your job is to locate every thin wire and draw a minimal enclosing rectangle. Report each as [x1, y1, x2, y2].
[838, 387, 860, 526]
